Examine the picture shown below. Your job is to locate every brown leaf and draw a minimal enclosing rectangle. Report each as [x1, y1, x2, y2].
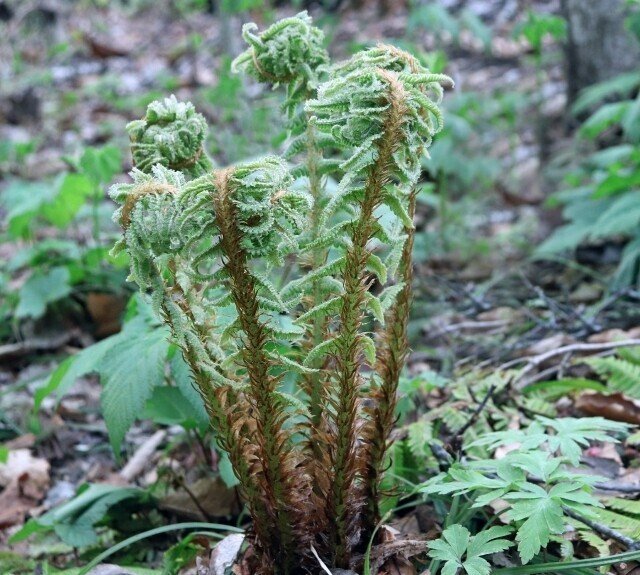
[159, 476, 239, 519]
[381, 556, 417, 575]
[575, 392, 640, 425]
[86, 292, 126, 338]
[83, 34, 129, 58]
[0, 449, 50, 498]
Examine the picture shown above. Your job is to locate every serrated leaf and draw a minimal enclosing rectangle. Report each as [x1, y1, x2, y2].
[99, 326, 171, 454]
[15, 266, 72, 319]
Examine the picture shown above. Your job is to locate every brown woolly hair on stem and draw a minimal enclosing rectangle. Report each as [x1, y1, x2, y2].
[111, 22, 451, 573]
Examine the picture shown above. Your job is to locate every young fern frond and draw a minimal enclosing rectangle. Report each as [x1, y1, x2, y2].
[305, 45, 452, 566]
[126, 96, 214, 178]
[112, 23, 451, 574]
[232, 10, 328, 113]
[112, 158, 314, 574]
[233, 11, 337, 480]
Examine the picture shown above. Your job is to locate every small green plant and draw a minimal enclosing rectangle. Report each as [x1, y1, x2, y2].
[422, 416, 629, 567]
[0, 145, 127, 325]
[537, 65, 640, 286]
[105, 11, 451, 574]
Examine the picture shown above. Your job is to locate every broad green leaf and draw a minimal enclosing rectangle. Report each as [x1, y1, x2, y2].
[11, 483, 144, 546]
[41, 173, 93, 227]
[100, 325, 171, 453]
[142, 386, 207, 431]
[15, 266, 71, 319]
[80, 145, 122, 186]
[1, 179, 51, 237]
[170, 352, 210, 429]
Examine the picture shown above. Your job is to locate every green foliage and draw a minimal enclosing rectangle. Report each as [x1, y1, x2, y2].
[15, 266, 72, 320]
[37, 297, 204, 453]
[514, 11, 566, 54]
[428, 525, 513, 575]
[1, 145, 127, 321]
[100, 14, 451, 573]
[11, 483, 149, 547]
[582, 346, 640, 398]
[421, 417, 629, 565]
[407, 3, 493, 51]
[538, 71, 640, 286]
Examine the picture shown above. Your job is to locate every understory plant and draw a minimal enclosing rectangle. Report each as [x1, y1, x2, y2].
[109, 11, 452, 575]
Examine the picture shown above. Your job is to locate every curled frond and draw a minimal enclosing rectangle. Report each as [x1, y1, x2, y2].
[306, 44, 453, 188]
[127, 95, 214, 178]
[232, 11, 328, 91]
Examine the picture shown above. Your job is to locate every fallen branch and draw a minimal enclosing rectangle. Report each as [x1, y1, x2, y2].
[0, 330, 80, 363]
[509, 339, 640, 388]
[563, 506, 640, 550]
[119, 429, 166, 482]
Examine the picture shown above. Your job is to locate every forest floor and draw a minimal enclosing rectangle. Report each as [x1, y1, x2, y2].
[1, 0, 640, 573]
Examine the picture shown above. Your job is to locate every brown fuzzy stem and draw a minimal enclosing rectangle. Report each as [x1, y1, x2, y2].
[362, 188, 416, 539]
[212, 168, 300, 575]
[301, 120, 330, 463]
[327, 70, 408, 568]
[153, 263, 274, 556]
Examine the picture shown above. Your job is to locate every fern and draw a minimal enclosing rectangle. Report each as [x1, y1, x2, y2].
[105, 14, 452, 574]
[585, 355, 640, 397]
[126, 95, 214, 178]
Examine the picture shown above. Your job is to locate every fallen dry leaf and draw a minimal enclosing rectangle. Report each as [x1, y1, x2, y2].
[208, 533, 245, 575]
[0, 448, 50, 498]
[0, 449, 50, 529]
[588, 328, 640, 343]
[160, 476, 239, 519]
[576, 392, 640, 425]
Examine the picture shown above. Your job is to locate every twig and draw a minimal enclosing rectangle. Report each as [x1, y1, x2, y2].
[509, 339, 640, 387]
[562, 506, 640, 550]
[594, 481, 640, 494]
[429, 441, 454, 472]
[455, 384, 496, 438]
[433, 319, 510, 336]
[451, 384, 497, 455]
[119, 429, 166, 482]
[175, 474, 214, 523]
[0, 330, 80, 363]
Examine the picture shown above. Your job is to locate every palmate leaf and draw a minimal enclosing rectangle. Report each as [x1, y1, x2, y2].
[428, 525, 512, 575]
[505, 482, 600, 563]
[470, 416, 628, 466]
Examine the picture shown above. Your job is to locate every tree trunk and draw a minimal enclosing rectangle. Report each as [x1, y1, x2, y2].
[561, 0, 640, 105]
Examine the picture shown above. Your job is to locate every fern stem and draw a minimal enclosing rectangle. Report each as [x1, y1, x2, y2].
[328, 71, 407, 567]
[363, 189, 416, 538]
[153, 265, 273, 554]
[304, 119, 329, 450]
[212, 168, 299, 574]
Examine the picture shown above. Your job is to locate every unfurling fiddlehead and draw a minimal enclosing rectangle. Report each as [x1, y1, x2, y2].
[127, 95, 214, 179]
[233, 10, 335, 493]
[305, 44, 452, 566]
[113, 24, 451, 574]
[232, 11, 328, 113]
[112, 158, 313, 575]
